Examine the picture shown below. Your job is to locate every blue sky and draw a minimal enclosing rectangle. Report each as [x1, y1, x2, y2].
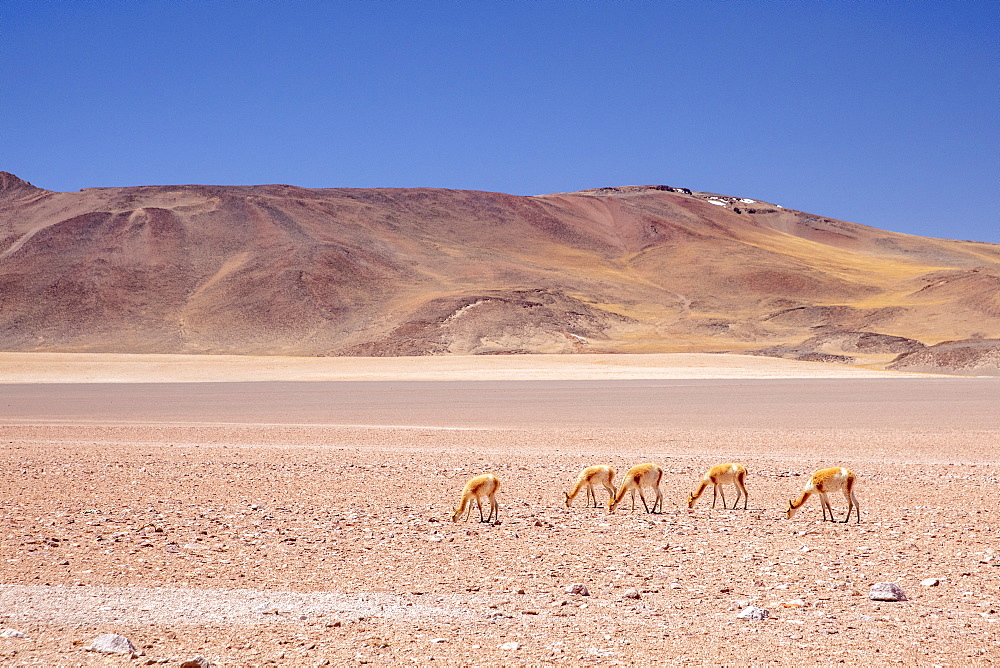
[2, 1, 997, 242]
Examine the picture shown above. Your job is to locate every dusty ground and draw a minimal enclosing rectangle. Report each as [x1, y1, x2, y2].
[1, 355, 998, 665]
[0, 352, 918, 383]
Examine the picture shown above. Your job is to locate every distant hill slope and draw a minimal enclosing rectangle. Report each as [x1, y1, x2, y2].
[2, 172, 999, 368]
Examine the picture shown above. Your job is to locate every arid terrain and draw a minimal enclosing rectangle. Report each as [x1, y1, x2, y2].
[1, 354, 999, 665]
[2, 172, 1000, 373]
[2, 173, 999, 664]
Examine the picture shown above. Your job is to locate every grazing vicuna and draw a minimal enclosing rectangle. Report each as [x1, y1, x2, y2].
[565, 465, 616, 508]
[608, 463, 663, 514]
[786, 467, 861, 523]
[687, 463, 749, 509]
[452, 473, 501, 523]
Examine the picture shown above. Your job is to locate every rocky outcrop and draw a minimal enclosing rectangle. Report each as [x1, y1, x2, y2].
[888, 339, 1000, 375]
[799, 330, 925, 355]
[0, 172, 43, 196]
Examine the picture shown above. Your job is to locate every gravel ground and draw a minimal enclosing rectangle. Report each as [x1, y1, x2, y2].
[1, 379, 999, 665]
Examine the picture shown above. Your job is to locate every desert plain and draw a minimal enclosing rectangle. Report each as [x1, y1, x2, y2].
[1, 353, 999, 666]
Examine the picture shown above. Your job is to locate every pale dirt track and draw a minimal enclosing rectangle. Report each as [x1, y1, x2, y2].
[0, 352, 921, 383]
[0, 355, 998, 665]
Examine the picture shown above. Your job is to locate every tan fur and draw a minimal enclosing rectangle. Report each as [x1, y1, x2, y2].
[786, 467, 860, 523]
[565, 465, 616, 508]
[608, 463, 663, 514]
[452, 473, 501, 523]
[687, 463, 749, 509]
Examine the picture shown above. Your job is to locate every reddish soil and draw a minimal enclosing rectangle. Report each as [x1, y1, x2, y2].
[2, 378, 999, 665]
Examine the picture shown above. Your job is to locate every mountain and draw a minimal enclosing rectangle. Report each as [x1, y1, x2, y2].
[2, 172, 999, 369]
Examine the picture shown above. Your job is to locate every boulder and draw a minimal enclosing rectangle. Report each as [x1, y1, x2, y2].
[869, 582, 908, 602]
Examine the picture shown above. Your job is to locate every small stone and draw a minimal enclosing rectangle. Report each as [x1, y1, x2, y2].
[180, 657, 213, 668]
[566, 583, 590, 596]
[0, 629, 27, 639]
[429, 638, 447, 644]
[920, 578, 940, 587]
[622, 588, 641, 600]
[737, 606, 770, 621]
[869, 582, 908, 602]
[782, 599, 806, 608]
[500, 642, 521, 651]
[87, 633, 137, 654]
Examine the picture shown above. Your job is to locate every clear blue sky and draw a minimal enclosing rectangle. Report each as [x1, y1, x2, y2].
[2, 1, 997, 242]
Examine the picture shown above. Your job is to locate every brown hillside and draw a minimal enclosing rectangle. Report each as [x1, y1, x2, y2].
[888, 338, 1000, 375]
[1, 173, 998, 365]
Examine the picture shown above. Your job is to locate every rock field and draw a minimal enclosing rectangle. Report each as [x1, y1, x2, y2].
[1, 420, 999, 665]
[1, 373, 998, 665]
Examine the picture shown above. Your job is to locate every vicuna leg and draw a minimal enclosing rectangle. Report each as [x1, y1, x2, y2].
[843, 488, 860, 524]
[736, 472, 749, 510]
[603, 481, 616, 505]
[819, 492, 835, 522]
[637, 487, 650, 513]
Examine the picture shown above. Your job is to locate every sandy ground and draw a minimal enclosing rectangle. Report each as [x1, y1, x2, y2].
[1, 355, 998, 665]
[0, 352, 926, 383]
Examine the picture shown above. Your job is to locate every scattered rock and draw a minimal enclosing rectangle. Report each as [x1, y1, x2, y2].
[622, 588, 641, 600]
[0, 629, 27, 639]
[429, 638, 447, 644]
[869, 582, 908, 602]
[500, 642, 521, 651]
[921, 578, 940, 587]
[180, 657, 213, 668]
[87, 633, 137, 654]
[782, 599, 806, 608]
[566, 583, 590, 596]
[737, 606, 770, 621]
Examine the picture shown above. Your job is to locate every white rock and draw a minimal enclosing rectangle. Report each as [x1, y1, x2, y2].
[179, 657, 212, 668]
[622, 588, 641, 600]
[566, 583, 590, 596]
[737, 606, 770, 621]
[500, 642, 521, 650]
[920, 578, 940, 587]
[869, 582, 908, 602]
[87, 633, 137, 654]
[0, 629, 27, 639]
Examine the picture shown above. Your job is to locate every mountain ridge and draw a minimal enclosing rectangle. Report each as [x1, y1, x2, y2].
[1, 172, 998, 370]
